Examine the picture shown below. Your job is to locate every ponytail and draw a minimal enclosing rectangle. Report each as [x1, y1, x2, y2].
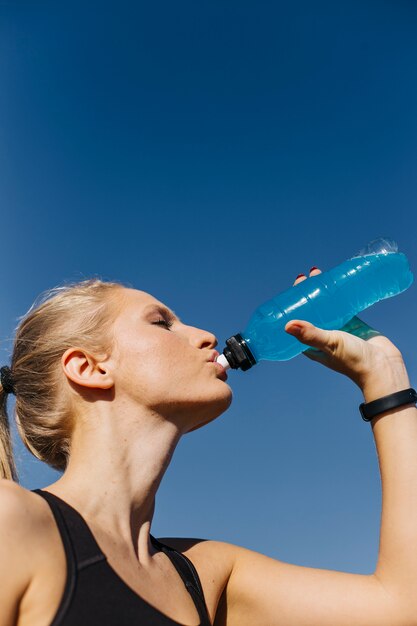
[0, 387, 17, 481]
[0, 279, 123, 476]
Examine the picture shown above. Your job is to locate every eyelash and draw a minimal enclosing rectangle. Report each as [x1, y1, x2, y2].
[153, 318, 174, 330]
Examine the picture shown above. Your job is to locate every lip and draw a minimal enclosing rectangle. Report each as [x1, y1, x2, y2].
[208, 350, 220, 363]
[210, 360, 228, 381]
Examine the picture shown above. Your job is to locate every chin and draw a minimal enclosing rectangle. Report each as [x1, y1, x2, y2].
[185, 388, 233, 433]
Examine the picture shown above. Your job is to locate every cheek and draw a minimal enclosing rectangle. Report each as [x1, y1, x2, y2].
[114, 327, 216, 406]
[118, 336, 186, 399]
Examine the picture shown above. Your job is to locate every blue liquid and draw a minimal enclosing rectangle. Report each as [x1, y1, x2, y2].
[242, 252, 413, 363]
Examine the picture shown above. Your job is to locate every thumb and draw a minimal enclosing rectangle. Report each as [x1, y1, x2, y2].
[285, 320, 336, 354]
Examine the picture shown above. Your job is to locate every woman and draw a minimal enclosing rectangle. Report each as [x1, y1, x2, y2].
[0, 268, 416, 626]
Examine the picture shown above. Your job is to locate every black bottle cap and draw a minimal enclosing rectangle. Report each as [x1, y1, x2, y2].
[222, 334, 257, 371]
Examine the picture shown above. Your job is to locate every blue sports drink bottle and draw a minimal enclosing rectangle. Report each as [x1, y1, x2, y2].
[216, 237, 413, 371]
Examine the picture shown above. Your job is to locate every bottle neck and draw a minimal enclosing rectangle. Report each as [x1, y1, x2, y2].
[222, 334, 257, 371]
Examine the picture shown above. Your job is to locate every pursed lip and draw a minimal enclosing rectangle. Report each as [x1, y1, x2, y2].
[205, 351, 228, 380]
[209, 361, 228, 381]
[207, 350, 220, 363]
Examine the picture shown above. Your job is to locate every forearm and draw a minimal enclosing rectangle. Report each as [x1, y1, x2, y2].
[361, 360, 417, 602]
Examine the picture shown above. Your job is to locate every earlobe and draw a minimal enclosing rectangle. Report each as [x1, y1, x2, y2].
[61, 348, 114, 390]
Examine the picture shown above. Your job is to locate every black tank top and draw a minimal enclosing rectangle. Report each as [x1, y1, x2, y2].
[32, 489, 211, 626]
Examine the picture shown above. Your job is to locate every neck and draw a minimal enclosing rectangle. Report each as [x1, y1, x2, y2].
[45, 403, 181, 556]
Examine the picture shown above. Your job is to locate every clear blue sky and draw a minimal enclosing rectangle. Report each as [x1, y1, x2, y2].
[1, 1, 417, 574]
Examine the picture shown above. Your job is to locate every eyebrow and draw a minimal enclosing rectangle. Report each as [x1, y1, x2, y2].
[143, 304, 181, 323]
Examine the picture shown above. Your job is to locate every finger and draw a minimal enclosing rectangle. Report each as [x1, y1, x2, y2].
[285, 319, 336, 354]
[293, 273, 307, 286]
[293, 266, 322, 287]
[309, 266, 322, 277]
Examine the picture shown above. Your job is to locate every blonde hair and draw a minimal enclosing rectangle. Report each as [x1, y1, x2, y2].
[0, 278, 126, 481]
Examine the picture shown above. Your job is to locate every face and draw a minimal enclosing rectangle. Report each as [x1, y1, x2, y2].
[109, 288, 233, 432]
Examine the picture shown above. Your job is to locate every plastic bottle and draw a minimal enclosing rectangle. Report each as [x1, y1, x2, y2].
[216, 237, 413, 372]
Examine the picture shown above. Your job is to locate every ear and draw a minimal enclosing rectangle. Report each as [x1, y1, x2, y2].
[61, 348, 114, 390]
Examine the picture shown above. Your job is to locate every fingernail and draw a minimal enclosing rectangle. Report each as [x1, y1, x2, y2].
[309, 266, 318, 272]
[286, 322, 303, 333]
[295, 273, 306, 279]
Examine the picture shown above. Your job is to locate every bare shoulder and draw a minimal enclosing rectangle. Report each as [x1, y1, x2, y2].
[0, 480, 54, 625]
[0, 480, 57, 560]
[156, 535, 239, 567]
[0, 479, 50, 532]
[0, 480, 61, 574]
[156, 536, 254, 576]
[0, 479, 36, 533]
[156, 536, 239, 618]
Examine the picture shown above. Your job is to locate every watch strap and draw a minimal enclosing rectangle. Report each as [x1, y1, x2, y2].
[360, 388, 417, 422]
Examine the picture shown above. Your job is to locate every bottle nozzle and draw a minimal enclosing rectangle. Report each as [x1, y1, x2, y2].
[216, 353, 231, 371]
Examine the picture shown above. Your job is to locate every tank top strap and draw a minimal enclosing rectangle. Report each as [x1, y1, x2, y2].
[32, 489, 107, 571]
[150, 535, 211, 626]
[32, 490, 211, 625]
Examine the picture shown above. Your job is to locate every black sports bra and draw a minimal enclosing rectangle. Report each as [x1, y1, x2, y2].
[32, 489, 211, 626]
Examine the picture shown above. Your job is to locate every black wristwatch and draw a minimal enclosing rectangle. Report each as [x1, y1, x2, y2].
[359, 388, 417, 422]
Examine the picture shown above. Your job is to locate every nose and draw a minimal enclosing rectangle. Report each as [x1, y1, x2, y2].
[187, 325, 218, 350]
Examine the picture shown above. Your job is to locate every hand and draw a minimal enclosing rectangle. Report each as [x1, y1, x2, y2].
[285, 268, 408, 398]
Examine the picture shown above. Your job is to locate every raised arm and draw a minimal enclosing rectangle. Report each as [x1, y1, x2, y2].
[214, 280, 417, 625]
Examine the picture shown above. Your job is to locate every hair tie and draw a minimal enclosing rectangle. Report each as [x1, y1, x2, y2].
[0, 366, 15, 395]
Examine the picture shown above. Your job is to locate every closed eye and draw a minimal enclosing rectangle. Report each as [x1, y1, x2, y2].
[152, 318, 174, 330]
